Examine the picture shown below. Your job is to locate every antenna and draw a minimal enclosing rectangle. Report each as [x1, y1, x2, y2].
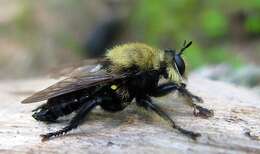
[178, 40, 192, 55]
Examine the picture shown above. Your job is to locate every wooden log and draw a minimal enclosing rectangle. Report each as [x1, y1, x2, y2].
[0, 76, 259, 154]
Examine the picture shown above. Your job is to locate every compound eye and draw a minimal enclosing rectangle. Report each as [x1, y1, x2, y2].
[174, 55, 185, 75]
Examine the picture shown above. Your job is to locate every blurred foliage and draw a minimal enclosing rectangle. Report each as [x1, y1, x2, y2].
[246, 15, 260, 34]
[201, 9, 228, 38]
[132, 0, 260, 69]
[0, 0, 259, 78]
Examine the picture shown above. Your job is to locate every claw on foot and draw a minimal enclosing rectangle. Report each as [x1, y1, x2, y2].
[193, 106, 214, 118]
[190, 132, 201, 140]
[40, 132, 61, 142]
[184, 130, 201, 140]
[174, 125, 201, 140]
[40, 134, 51, 142]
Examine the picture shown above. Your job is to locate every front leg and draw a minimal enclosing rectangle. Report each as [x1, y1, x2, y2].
[178, 83, 203, 103]
[150, 82, 213, 118]
[136, 96, 201, 140]
[178, 84, 214, 118]
[150, 83, 202, 102]
[149, 82, 179, 97]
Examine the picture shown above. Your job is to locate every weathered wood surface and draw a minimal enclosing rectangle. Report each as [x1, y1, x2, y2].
[0, 76, 260, 154]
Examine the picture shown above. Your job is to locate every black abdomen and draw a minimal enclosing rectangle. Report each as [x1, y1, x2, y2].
[32, 90, 89, 122]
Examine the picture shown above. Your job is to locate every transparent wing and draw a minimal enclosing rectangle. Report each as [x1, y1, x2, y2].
[47, 59, 106, 78]
[21, 67, 126, 104]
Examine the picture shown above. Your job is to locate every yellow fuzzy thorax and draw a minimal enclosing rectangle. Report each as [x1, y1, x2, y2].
[106, 43, 164, 72]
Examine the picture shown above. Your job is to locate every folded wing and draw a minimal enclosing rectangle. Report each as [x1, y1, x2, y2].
[21, 67, 126, 104]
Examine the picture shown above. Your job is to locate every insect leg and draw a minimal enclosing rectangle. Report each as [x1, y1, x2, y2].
[151, 83, 213, 118]
[151, 82, 203, 102]
[40, 97, 102, 141]
[178, 83, 204, 103]
[136, 96, 201, 140]
[150, 82, 179, 97]
[178, 84, 214, 118]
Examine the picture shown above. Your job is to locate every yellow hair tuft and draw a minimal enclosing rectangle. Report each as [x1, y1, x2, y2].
[106, 43, 164, 72]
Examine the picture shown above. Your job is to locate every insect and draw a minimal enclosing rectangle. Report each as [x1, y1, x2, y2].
[21, 41, 213, 141]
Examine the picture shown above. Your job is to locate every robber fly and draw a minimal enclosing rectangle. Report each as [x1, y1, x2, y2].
[22, 41, 213, 141]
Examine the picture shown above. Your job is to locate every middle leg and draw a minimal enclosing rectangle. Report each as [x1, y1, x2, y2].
[136, 96, 201, 140]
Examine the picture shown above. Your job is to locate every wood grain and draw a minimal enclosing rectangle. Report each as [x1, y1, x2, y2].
[0, 76, 260, 154]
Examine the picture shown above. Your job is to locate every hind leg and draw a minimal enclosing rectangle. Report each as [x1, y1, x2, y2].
[40, 97, 103, 141]
[136, 96, 201, 140]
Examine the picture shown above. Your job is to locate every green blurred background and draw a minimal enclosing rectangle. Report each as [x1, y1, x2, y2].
[0, 0, 259, 79]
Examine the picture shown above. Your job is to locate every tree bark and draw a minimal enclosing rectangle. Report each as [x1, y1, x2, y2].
[0, 76, 259, 154]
